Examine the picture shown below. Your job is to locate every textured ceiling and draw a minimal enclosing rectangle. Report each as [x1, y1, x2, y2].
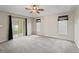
[0, 5, 75, 17]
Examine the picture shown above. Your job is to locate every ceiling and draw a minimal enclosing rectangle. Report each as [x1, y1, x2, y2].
[0, 5, 75, 17]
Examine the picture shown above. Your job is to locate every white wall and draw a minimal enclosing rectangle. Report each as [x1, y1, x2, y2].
[74, 6, 79, 48]
[32, 18, 37, 35]
[27, 17, 34, 35]
[36, 12, 74, 41]
[0, 12, 9, 42]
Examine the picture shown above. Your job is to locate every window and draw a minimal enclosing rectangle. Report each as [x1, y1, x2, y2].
[36, 19, 41, 33]
[58, 15, 68, 35]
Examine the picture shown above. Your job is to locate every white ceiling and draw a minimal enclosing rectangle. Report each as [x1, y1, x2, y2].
[0, 5, 75, 17]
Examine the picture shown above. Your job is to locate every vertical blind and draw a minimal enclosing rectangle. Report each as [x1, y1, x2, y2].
[12, 17, 26, 38]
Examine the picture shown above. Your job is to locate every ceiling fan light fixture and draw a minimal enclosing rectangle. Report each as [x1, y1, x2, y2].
[25, 5, 44, 14]
[32, 10, 37, 13]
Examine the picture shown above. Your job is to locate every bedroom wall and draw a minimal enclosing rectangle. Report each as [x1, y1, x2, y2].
[27, 17, 34, 35]
[74, 6, 79, 48]
[36, 11, 74, 41]
[0, 12, 9, 42]
[32, 18, 37, 35]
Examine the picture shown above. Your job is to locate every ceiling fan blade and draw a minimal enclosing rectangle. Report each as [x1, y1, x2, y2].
[37, 11, 40, 13]
[38, 9, 44, 11]
[25, 8, 31, 10]
[30, 11, 33, 13]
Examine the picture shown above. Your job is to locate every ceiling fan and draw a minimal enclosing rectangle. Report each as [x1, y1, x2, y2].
[25, 5, 44, 13]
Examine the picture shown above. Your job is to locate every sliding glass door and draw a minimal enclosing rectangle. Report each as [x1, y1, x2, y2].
[12, 17, 25, 38]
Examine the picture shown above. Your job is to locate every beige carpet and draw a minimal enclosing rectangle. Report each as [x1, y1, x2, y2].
[0, 35, 79, 53]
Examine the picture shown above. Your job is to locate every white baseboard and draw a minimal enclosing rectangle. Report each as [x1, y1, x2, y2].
[36, 34, 75, 43]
